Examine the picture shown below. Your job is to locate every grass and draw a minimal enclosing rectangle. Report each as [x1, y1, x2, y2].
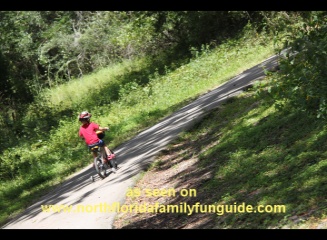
[113, 86, 327, 229]
[0, 31, 277, 227]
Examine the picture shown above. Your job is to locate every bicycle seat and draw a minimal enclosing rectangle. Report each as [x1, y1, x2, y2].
[89, 145, 99, 152]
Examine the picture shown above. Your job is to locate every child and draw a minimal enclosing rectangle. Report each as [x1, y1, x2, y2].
[78, 111, 117, 172]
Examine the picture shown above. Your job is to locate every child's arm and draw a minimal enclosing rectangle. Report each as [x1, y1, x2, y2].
[98, 126, 109, 131]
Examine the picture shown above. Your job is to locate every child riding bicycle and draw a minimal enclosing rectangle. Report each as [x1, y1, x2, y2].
[78, 111, 118, 172]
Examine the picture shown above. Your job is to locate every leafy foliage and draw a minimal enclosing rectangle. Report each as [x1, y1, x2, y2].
[259, 11, 327, 118]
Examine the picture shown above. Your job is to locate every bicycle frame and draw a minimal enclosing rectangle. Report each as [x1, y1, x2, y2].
[91, 145, 107, 163]
[88, 130, 118, 181]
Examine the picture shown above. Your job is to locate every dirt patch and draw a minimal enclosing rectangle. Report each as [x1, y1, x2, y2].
[112, 142, 217, 229]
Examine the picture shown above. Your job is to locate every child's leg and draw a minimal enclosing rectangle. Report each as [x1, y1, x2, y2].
[104, 145, 113, 156]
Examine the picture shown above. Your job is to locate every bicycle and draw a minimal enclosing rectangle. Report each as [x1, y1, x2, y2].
[89, 130, 118, 182]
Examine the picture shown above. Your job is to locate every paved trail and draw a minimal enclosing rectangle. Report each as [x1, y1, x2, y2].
[2, 53, 280, 229]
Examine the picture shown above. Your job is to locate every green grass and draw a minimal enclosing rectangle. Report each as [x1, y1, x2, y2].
[0, 31, 277, 227]
[136, 86, 327, 229]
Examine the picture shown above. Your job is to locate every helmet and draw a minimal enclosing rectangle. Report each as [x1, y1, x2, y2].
[79, 111, 92, 121]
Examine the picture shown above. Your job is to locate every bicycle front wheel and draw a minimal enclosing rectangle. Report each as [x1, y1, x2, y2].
[94, 156, 109, 179]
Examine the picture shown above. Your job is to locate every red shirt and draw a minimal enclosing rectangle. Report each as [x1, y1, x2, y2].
[79, 122, 100, 145]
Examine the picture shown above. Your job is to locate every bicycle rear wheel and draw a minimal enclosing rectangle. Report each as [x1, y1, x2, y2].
[94, 156, 109, 179]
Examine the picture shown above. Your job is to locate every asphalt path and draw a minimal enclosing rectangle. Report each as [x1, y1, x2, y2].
[2, 53, 280, 229]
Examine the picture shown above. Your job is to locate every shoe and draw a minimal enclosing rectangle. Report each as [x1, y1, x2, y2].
[107, 153, 116, 160]
[111, 167, 117, 173]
